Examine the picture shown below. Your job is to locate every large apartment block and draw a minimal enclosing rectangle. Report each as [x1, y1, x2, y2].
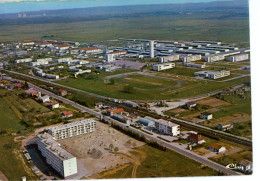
[37, 133, 77, 178]
[48, 119, 97, 140]
[153, 63, 175, 71]
[154, 119, 180, 136]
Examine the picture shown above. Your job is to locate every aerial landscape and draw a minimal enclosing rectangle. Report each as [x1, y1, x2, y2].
[0, 0, 254, 180]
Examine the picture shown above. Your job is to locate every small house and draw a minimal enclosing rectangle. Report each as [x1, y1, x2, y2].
[217, 123, 233, 131]
[95, 102, 104, 108]
[13, 83, 22, 89]
[25, 88, 40, 96]
[62, 111, 73, 118]
[187, 134, 205, 144]
[208, 143, 226, 153]
[39, 95, 50, 103]
[200, 112, 213, 120]
[48, 102, 59, 109]
[107, 108, 124, 116]
[186, 101, 197, 109]
[57, 89, 67, 96]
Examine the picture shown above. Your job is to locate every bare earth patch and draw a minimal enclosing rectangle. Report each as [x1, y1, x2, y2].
[58, 121, 145, 179]
[197, 97, 230, 107]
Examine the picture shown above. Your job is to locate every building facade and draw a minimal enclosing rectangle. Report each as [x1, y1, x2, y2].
[154, 119, 180, 136]
[153, 63, 175, 71]
[48, 119, 96, 140]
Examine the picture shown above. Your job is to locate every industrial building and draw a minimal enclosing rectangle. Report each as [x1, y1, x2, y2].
[159, 54, 179, 63]
[48, 119, 96, 140]
[153, 63, 175, 71]
[184, 63, 205, 69]
[194, 70, 230, 79]
[137, 116, 156, 126]
[205, 54, 225, 62]
[15, 58, 33, 64]
[182, 54, 201, 62]
[37, 133, 77, 178]
[229, 54, 249, 62]
[154, 119, 180, 136]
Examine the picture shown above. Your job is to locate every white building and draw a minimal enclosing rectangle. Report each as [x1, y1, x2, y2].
[184, 63, 206, 69]
[153, 63, 175, 71]
[15, 58, 33, 64]
[74, 69, 91, 77]
[154, 119, 180, 136]
[48, 119, 96, 140]
[105, 54, 116, 62]
[205, 54, 225, 62]
[209, 143, 226, 154]
[194, 70, 230, 79]
[150, 41, 155, 58]
[229, 54, 249, 62]
[182, 54, 201, 62]
[39, 95, 50, 103]
[200, 112, 213, 120]
[56, 58, 72, 63]
[37, 133, 78, 178]
[159, 54, 179, 63]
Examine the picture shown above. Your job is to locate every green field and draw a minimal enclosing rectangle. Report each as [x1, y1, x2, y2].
[102, 145, 219, 179]
[0, 12, 249, 45]
[0, 90, 36, 180]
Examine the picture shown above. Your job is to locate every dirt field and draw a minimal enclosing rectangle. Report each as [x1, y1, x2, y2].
[197, 97, 230, 107]
[58, 121, 145, 179]
[171, 108, 186, 114]
[208, 113, 251, 127]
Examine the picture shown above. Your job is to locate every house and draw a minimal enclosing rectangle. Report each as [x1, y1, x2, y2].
[25, 88, 40, 96]
[200, 112, 213, 120]
[107, 108, 124, 116]
[217, 123, 233, 131]
[208, 143, 226, 154]
[186, 101, 197, 109]
[13, 83, 22, 89]
[95, 102, 104, 108]
[39, 95, 50, 103]
[48, 102, 59, 109]
[187, 134, 205, 144]
[238, 160, 253, 173]
[57, 89, 67, 96]
[62, 111, 73, 118]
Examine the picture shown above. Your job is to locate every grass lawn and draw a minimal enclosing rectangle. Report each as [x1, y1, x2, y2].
[103, 145, 220, 179]
[161, 66, 199, 77]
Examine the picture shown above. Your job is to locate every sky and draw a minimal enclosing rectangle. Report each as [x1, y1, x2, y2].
[0, 0, 232, 14]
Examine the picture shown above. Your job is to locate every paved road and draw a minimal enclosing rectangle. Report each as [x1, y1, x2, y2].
[2, 69, 252, 146]
[28, 83, 241, 176]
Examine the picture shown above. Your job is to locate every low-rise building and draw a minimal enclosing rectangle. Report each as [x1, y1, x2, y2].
[182, 54, 201, 62]
[229, 54, 249, 62]
[112, 114, 130, 124]
[238, 160, 253, 173]
[217, 123, 233, 131]
[184, 63, 205, 69]
[123, 101, 139, 108]
[187, 134, 205, 144]
[159, 54, 179, 63]
[200, 112, 213, 120]
[153, 63, 175, 71]
[48, 102, 59, 109]
[15, 58, 33, 64]
[186, 101, 197, 109]
[39, 95, 50, 103]
[208, 143, 226, 153]
[194, 70, 230, 79]
[204, 54, 225, 62]
[57, 89, 67, 96]
[154, 119, 180, 136]
[62, 111, 73, 118]
[137, 117, 155, 127]
[25, 88, 39, 96]
[107, 108, 124, 116]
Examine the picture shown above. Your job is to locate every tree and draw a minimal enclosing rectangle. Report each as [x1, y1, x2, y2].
[109, 144, 114, 150]
[122, 84, 134, 93]
[114, 147, 119, 153]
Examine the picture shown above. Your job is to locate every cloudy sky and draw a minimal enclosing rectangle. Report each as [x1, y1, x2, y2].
[0, 0, 232, 14]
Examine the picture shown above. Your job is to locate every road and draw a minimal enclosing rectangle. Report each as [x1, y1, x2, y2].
[1, 69, 252, 148]
[28, 82, 241, 176]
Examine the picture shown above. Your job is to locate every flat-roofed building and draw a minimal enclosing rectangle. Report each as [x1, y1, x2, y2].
[47, 119, 96, 140]
[37, 133, 77, 178]
[184, 63, 205, 69]
[194, 70, 230, 79]
[229, 54, 249, 62]
[154, 119, 180, 136]
[159, 54, 179, 63]
[205, 54, 225, 62]
[182, 55, 201, 62]
[153, 63, 175, 71]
